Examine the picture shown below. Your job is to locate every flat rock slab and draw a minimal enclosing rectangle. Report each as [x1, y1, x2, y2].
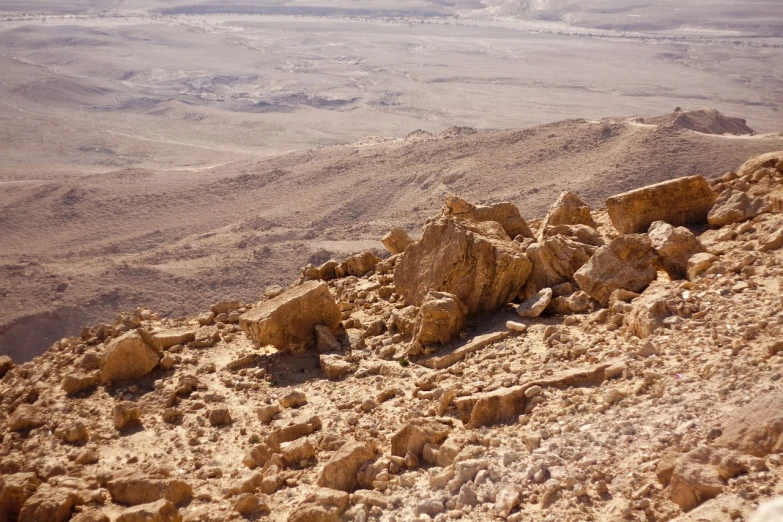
[144, 328, 195, 350]
[420, 331, 510, 370]
[606, 175, 717, 234]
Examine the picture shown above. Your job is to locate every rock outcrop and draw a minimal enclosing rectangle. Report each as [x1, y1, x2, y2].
[574, 234, 657, 306]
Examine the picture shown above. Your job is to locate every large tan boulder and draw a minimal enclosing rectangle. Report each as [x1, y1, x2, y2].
[240, 281, 342, 351]
[669, 447, 727, 512]
[394, 207, 532, 316]
[708, 189, 770, 226]
[391, 419, 451, 458]
[606, 176, 717, 234]
[539, 191, 596, 236]
[574, 234, 657, 307]
[99, 331, 160, 384]
[317, 442, 375, 492]
[648, 221, 705, 279]
[411, 291, 467, 351]
[520, 235, 596, 299]
[8, 404, 45, 431]
[382, 228, 413, 255]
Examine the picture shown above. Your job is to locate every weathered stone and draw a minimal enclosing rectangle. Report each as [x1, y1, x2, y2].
[715, 391, 783, 457]
[540, 224, 604, 246]
[233, 494, 269, 516]
[8, 404, 45, 431]
[382, 228, 413, 255]
[257, 404, 281, 423]
[606, 176, 717, 234]
[669, 447, 725, 512]
[280, 390, 307, 409]
[517, 288, 552, 318]
[208, 407, 231, 426]
[288, 488, 349, 522]
[411, 291, 467, 351]
[758, 216, 783, 252]
[62, 371, 100, 395]
[317, 442, 375, 492]
[266, 416, 322, 446]
[391, 419, 450, 458]
[421, 331, 510, 370]
[494, 485, 521, 518]
[53, 421, 89, 444]
[574, 234, 657, 306]
[708, 188, 770, 226]
[648, 221, 705, 279]
[0, 355, 15, 378]
[99, 330, 160, 383]
[625, 286, 673, 339]
[337, 251, 381, 278]
[394, 205, 532, 316]
[539, 191, 596, 235]
[115, 500, 181, 522]
[17, 484, 80, 522]
[520, 235, 596, 299]
[0, 473, 41, 522]
[282, 437, 317, 465]
[113, 402, 141, 430]
[686, 252, 718, 280]
[143, 328, 195, 350]
[108, 475, 192, 507]
[240, 281, 342, 351]
[319, 355, 354, 380]
[444, 196, 534, 239]
[315, 325, 340, 352]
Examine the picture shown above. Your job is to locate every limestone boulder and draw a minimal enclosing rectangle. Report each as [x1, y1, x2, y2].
[240, 281, 342, 351]
[708, 189, 770, 226]
[574, 234, 657, 306]
[539, 191, 596, 236]
[606, 176, 717, 234]
[319, 354, 354, 380]
[99, 330, 160, 384]
[517, 288, 553, 318]
[107, 475, 192, 507]
[391, 419, 451, 458]
[62, 371, 100, 395]
[445, 196, 534, 239]
[336, 251, 381, 278]
[142, 328, 195, 350]
[382, 228, 413, 255]
[648, 221, 705, 279]
[17, 484, 80, 522]
[115, 500, 181, 522]
[8, 404, 45, 431]
[686, 252, 718, 281]
[0, 473, 41, 522]
[520, 235, 596, 300]
[395, 205, 531, 315]
[715, 391, 783, 457]
[288, 488, 349, 522]
[624, 286, 674, 338]
[317, 442, 375, 492]
[411, 291, 467, 351]
[113, 402, 141, 430]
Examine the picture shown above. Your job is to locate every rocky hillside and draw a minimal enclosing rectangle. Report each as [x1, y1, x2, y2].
[0, 150, 782, 522]
[3, 110, 783, 364]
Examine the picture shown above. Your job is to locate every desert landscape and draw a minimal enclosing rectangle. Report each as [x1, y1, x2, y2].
[1, 1, 783, 522]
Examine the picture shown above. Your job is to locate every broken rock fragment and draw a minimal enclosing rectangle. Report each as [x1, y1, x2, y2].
[648, 220, 705, 279]
[539, 190, 596, 235]
[240, 281, 341, 351]
[574, 234, 657, 306]
[382, 227, 413, 255]
[517, 288, 552, 318]
[317, 442, 375, 492]
[411, 291, 467, 351]
[708, 188, 770, 226]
